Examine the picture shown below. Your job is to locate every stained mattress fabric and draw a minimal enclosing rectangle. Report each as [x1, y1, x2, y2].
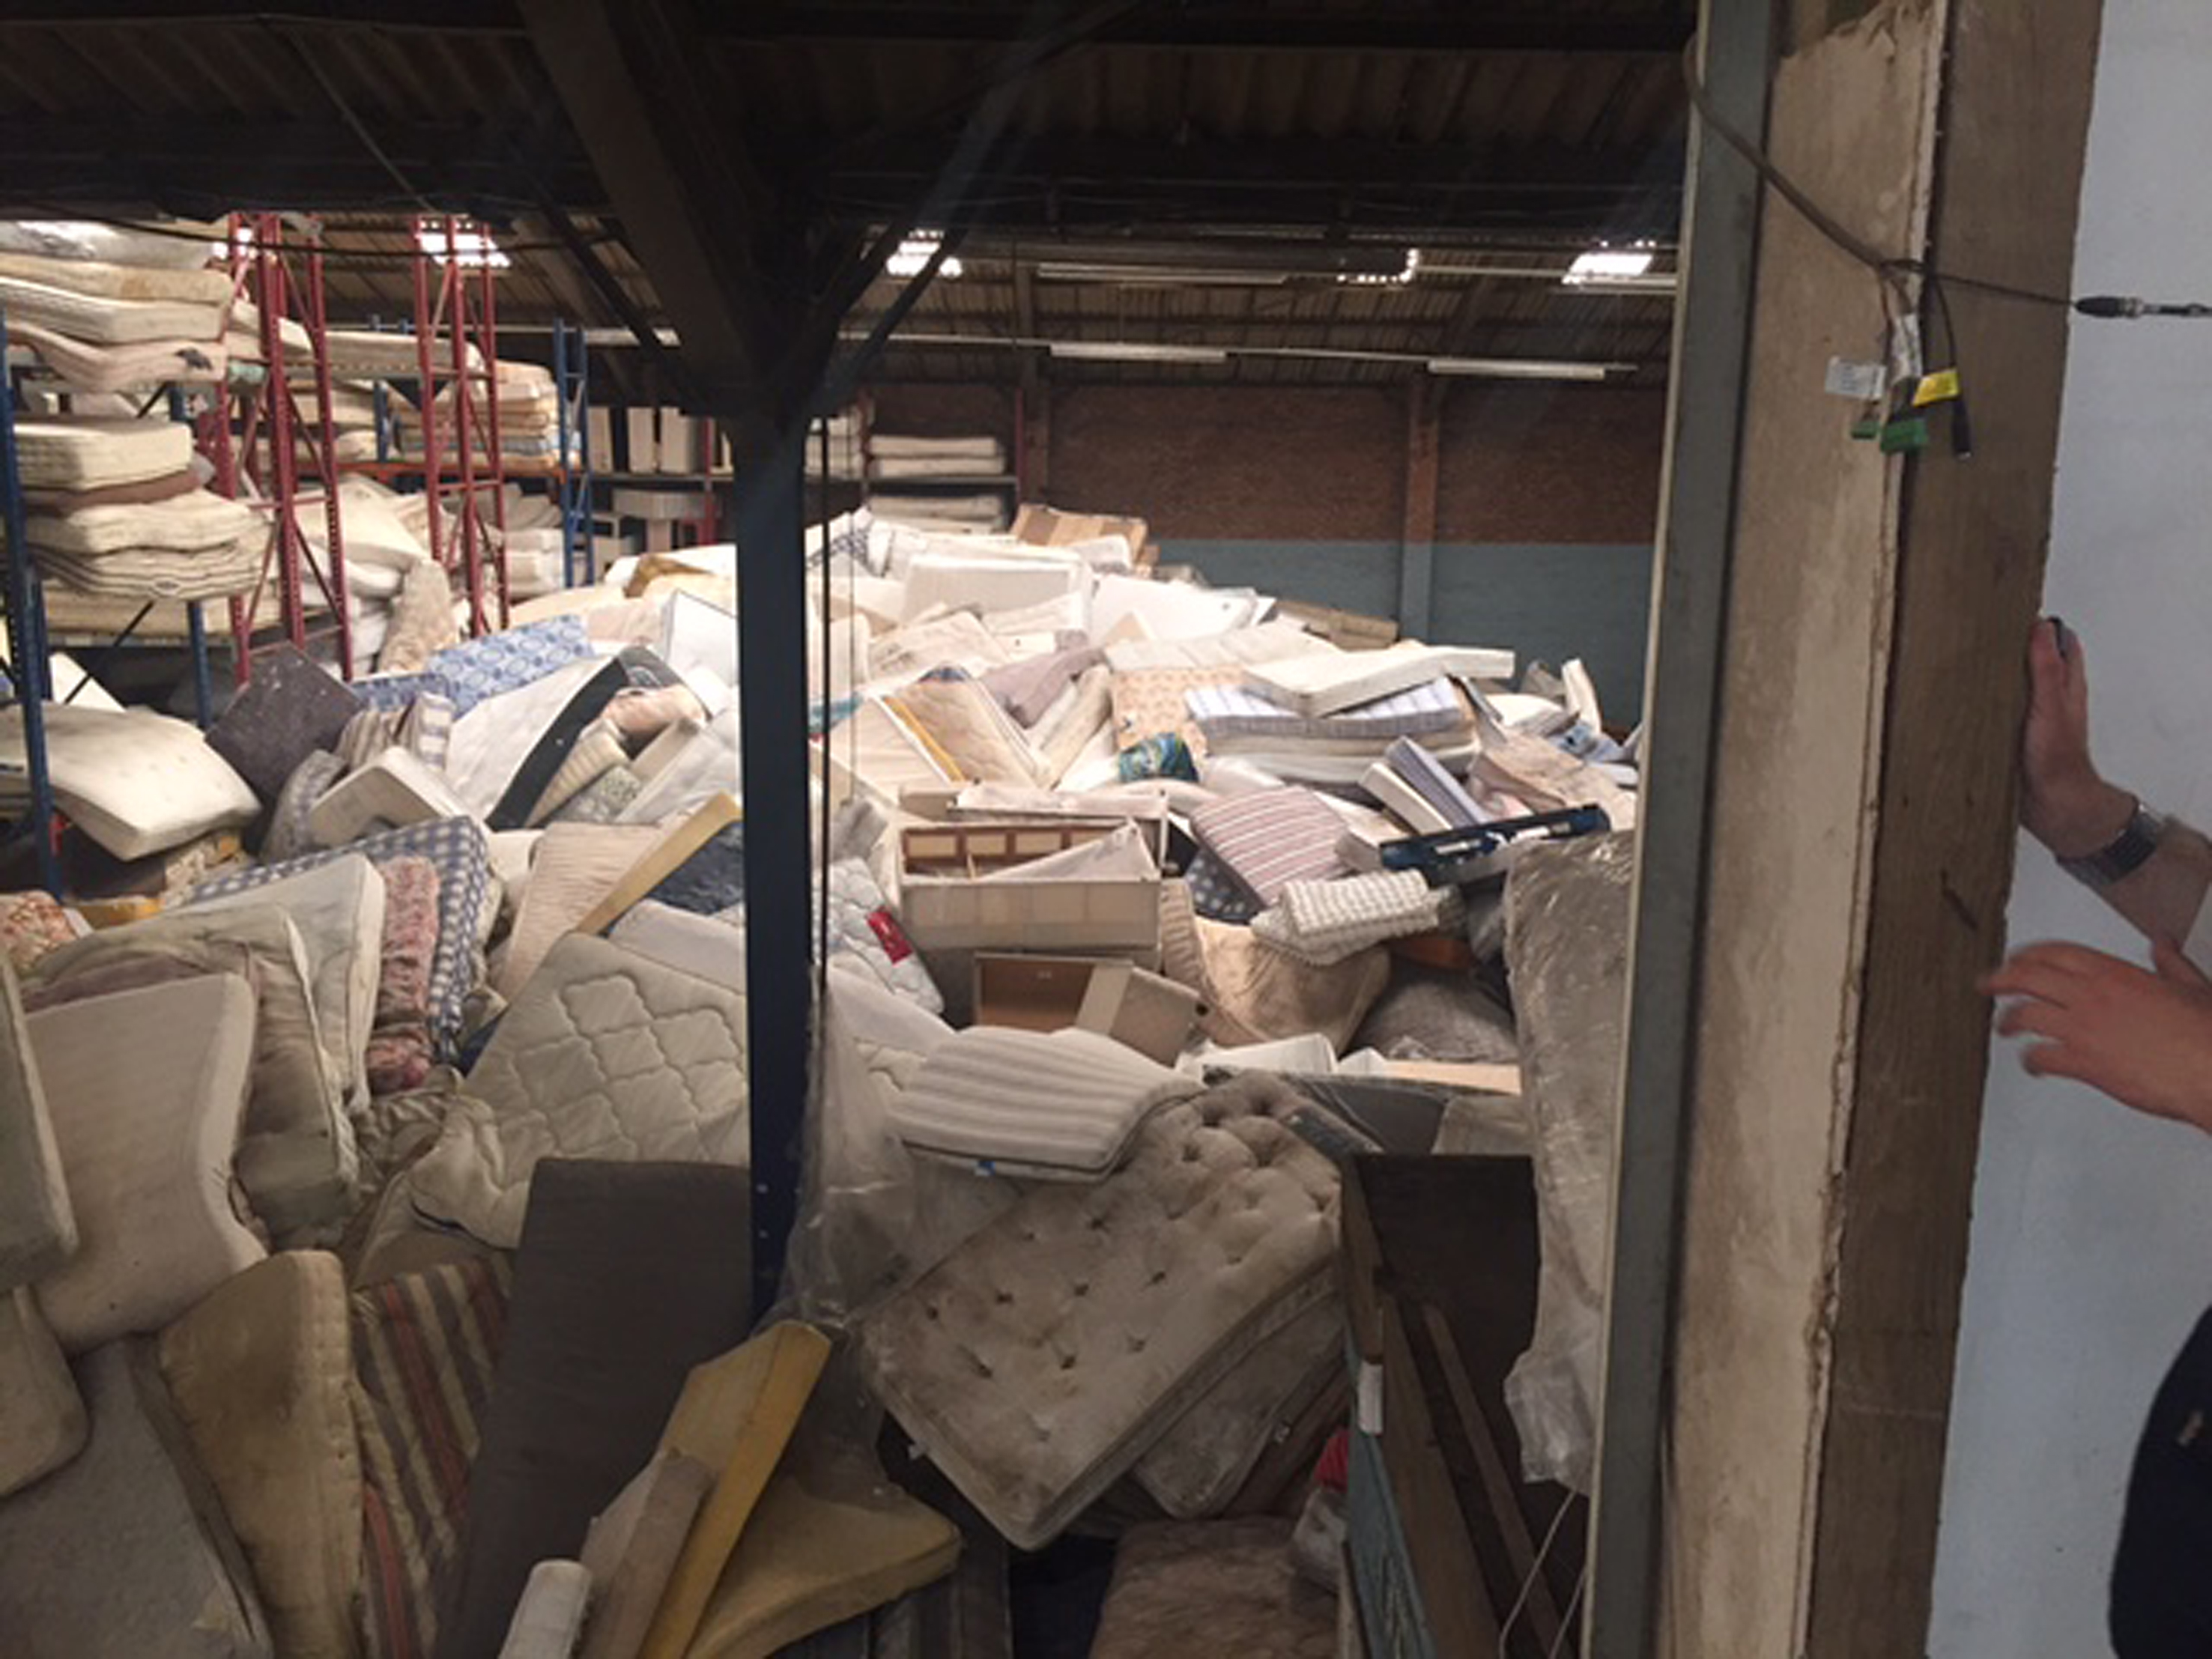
[434, 1159, 753, 1659]
[0, 1339, 274, 1659]
[857, 1079, 1341, 1549]
[10, 413, 194, 491]
[156, 1252, 362, 1659]
[407, 933, 751, 1248]
[0, 1288, 85, 1499]
[25, 975, 267, 1350]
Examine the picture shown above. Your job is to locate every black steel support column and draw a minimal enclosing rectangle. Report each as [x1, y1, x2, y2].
[730, 422, 812, 1317]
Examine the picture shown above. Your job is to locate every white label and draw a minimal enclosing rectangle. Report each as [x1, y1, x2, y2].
[1357, 1362, 1385, 1437]
[1825, 357, 1888, 401]
[1889, 315, 1926, 385]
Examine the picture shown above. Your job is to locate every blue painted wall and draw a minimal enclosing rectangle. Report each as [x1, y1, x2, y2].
[1160, 538, 1655, 723]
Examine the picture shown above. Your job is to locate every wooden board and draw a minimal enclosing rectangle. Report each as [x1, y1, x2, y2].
[1663, 4, 1945, 1655]
[1802, 0, 2105, 1652]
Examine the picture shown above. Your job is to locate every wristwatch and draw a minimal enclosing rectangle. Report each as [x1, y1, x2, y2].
[2058, 798, 2167, 890]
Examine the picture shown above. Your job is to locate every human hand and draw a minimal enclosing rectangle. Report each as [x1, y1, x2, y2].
[2020, 617, 2134, 856]
[1984, 938, 2212, 1133]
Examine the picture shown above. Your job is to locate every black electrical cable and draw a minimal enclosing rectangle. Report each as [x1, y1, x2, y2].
[1682, 43, 2212, 324]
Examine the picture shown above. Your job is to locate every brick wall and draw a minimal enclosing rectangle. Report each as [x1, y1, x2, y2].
[863, 378, 1666, 545]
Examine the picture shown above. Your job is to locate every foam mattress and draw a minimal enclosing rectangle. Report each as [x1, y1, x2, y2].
[408, 933, 752, 1246]
[10, 414, 194, 491]
[0, 703, 258, 862]
[26, 975, 267, 1353]
[857, 1079, 1342, 1548]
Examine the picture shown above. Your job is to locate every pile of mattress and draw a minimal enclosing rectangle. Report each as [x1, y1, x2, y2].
[869, 431, 1010, 533]
[10, 415, 263, 601]
[392, 361, 576, 470]
[0, 219, 247, 392]
[0, 463, 1634, 1651]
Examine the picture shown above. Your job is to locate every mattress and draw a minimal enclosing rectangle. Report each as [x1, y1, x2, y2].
[893, 670, 1045, 786]
[25, 975, 267, 1352]
[0, 960, 74, 1294]
[11, 318, 230, 390]
[1360, 757, 1455, 836]
[498, 1561, 592, 1658]
[10, 414, 194, 490]
[983, 645, 1106, 728]
[425, 614, 596, 717]
[156, 1252, 362, 1659]
[442, 656, 608, 816]
[578, 1451, 715, 1659]
[890, 1025, 1202, 1180]
[1470, 714, 1640, 833]
[866, 610, 1010, 681]
[831, 697, 961, 803]
[1251, 870, 1463, 966]
[1184, 915, 1391, 1053]
[496, 822, 663, 998]
[607, 900, 747, 993]
[0, 703, 259, 862]
[857, 1079, 1342, 1549]
[1187, 677, 1470, 747]
[22, 464, 197, 512]
[1091, 575, 1269, 643]
[309, 746, 473, 847]
[318, 327, 486, 380]
[182, 854, 388, 1113]
[351, 1254, 514, 1659]
[1130, 1295, 1344, 1517]
[0, 1288, 84, 1499]
[0, 248, 234, 305]
[26, 485, 253, 554]
[817, 857, 941, 1013]
[1089, 1520, 1336, 1659]
[30, 909, 354, 1240]
[1033, 664, 1115, 787]
[524, 718, 626, 827]
[898, 551, 1082, 622]
[407, 934, 751, 1247]
[190, 816, 494, 1058]
[32, 537, 263, 601]
[0, 1340, 273, 1658]
[1382, 736, 1485, 827]
[1110, 665, 1246, 757]
[204, 644, 363, 803]
[1103, 619, 1322, 674]
[1190, 788, 1353, 906]
[0, 271, 223, 344]
[869, 433, 1006, 465]
[1242, 641, 1515, 716]
[265, 751, 346, 865]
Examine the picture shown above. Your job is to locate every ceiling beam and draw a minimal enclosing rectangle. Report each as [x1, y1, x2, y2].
[721, 5, 1697, 54]
[519, 0, 799, 440]
[0, 2, 1697, 55]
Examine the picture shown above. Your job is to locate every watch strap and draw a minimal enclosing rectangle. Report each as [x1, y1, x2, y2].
[2058, 800, 2166, 890]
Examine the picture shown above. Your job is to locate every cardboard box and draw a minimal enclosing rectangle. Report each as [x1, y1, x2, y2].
[972, 953, 1202, 1064]
[899, 820, 1161, 955]
[622, 406, 658, 473]
[660, 407, 701, 474]
[1011, 503, 1153, 568]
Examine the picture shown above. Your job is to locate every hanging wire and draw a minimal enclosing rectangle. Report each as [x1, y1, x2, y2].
[1493, 1493, 1583, 1655]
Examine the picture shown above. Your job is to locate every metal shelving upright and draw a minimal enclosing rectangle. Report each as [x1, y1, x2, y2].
[552, 318, 593, 586]
[0, 307, 59, 894]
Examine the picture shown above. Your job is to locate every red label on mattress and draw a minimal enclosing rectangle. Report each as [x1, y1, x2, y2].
[867, 909, 915, 963]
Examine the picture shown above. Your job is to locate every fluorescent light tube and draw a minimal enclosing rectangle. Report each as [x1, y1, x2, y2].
[1565, 247, 1656, 283]
[1425, 357, 1615, 381]
[1049, 342, 1230, 364]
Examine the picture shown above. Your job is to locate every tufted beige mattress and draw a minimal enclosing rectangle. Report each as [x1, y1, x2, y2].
[857, 1077, 1341, 1550]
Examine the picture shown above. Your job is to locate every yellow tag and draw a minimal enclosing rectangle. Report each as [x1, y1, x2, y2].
[1914, 369, 1962, 407]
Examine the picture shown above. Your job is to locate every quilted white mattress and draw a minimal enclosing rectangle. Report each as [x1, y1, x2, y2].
[10, 416, 193, 491]
[407, 932, 751, 1246]
[10, 320, 230, 391]
[858, 1079, 1342, 1548]
[0, 704, 258, 862]
[32, 541, 263, 603]
[1242, 640, 1517, 716]
[0, 249, 232, 306]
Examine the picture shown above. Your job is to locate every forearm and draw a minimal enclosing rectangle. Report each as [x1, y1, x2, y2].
[2103, 819, 2212, 947]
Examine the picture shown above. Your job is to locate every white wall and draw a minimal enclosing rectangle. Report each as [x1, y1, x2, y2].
[1930, 3, 2212, 1653]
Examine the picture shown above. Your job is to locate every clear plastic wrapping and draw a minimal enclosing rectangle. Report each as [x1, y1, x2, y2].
[1500, 831, 1635, 1493]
